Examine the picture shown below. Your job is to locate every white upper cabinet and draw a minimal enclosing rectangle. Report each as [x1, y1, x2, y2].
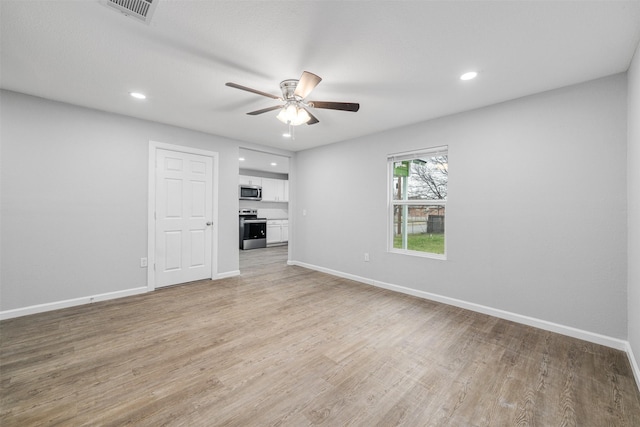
[239, 175, 262, 186]
[239, 175, 288, 202]
[261, 178, 288, 202]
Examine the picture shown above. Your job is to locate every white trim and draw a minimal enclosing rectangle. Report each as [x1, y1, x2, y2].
[388, 248, 447, 260]
[289, 260, 629, 351]
[626, 342, 640, 389]
[216, 270, 240, 279]
[147, 141, 220, 291]
[387, 148, 448, 260]
[0, 287, 148, 320]
[147, 143, 157, 290]
[0, 273, 240, 320]
[394, 200, 446, 206]
[387, 145, 448, 161]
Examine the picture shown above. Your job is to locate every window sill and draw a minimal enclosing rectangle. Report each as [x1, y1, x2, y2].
[389, 248, 447, 261]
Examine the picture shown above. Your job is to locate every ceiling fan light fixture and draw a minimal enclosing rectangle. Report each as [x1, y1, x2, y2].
[227, 71, 359, 129]
[276, 102, 310, 126]
[295, 106, 311, 125]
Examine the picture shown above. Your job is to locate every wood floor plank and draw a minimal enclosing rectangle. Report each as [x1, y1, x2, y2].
[2, 245, 640, 426]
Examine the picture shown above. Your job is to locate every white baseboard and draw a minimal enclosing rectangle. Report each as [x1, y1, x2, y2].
[0, 287, 148, 320]
[1, 271, 242, 321]
[216, 270, 240, 279]
[627, 343, 640, 390]
[290, 260, 629, 352]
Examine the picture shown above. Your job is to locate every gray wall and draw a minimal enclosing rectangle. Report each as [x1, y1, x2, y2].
[1, 69, 634, 353]
[628, 42, 640, 374]
[292, 74, 628, 339]
[0, 90, 278, 311]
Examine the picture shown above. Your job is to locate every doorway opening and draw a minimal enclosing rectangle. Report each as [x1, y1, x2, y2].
[238, 148, 291, 271]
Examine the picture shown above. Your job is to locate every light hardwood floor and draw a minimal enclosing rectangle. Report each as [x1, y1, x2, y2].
[2, 245, 640, 426]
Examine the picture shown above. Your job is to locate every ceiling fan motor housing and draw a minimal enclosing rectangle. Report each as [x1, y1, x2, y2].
[280, 79, 300, 101]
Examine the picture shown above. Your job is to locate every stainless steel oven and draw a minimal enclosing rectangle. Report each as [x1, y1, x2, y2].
[239, 209, 267, 250]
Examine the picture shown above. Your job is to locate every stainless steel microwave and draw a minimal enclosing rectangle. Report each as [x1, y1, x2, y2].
[239, 184, 262, 201]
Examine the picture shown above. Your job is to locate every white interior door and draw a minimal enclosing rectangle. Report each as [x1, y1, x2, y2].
[155, 148, 213, 287]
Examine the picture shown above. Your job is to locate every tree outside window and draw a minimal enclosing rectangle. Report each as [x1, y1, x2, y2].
[389, 147, 448, 257]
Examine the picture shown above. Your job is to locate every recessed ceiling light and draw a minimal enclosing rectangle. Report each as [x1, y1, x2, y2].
[460, 71, 478, 81]
[130, 92, 146, 99]
[239, 157, 245, 161]
[283, 133, 291, 138]
[271, 162, 277, 166]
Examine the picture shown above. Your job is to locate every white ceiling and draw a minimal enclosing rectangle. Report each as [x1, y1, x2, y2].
[2, 1, 640, 153]
[239, 148, 289, 174]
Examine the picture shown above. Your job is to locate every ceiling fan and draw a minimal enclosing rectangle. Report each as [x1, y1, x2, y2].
[225, 71, 359, 127]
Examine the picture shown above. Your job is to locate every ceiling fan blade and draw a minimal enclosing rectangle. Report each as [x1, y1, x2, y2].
[226, 82, 282, 100]
[304, 108, 319, 125]
[309, 101, 360, 112]
[247, 105, 283, 115]
[294, 71, 322, 99]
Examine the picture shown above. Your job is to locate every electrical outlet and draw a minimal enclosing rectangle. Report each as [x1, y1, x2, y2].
[140, 257, 148, 268]
[364, 253, 370, 262]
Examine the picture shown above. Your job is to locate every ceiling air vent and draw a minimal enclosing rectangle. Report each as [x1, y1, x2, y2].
[100, 0, 158, 24]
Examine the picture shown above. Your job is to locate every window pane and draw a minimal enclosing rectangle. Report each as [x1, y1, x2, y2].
[393, 205, 445, 254]
[393, 155, 448, 201]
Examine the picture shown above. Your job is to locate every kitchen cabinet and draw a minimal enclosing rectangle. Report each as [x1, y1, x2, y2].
[267, 220, 288, 244]
[261, 178, 288, 202]
[239, 175, 262, 186]
[239, 175, 288, 202]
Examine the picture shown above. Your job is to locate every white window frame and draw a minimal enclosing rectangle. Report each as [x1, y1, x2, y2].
[387, 146, 448, 260]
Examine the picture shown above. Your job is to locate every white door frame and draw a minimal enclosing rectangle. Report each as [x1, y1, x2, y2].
[147, 141, 219, 291]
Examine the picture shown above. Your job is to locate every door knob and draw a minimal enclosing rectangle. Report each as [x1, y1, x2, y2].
[206, 222, 213, 226]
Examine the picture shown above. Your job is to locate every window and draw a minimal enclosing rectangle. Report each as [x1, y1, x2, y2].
[388, 146, 448, 258]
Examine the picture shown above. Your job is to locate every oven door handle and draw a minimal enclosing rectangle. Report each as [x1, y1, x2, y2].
[244, 219, 267, 224]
